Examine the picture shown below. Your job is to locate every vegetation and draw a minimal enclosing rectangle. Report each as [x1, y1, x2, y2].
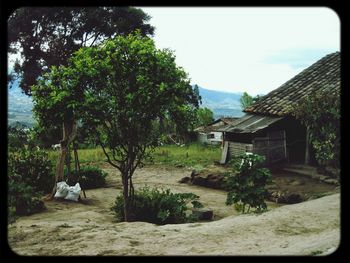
[8, 7, 154, 95]
[195, 107, 214, 127]
[47, 143, 221, 168]
[8, 128, 55, 222]
[149, 143, 221, 167]
[27, 29, 202, 221]
[239, 92, 262, 110]
[112, 186, 203, 224]
[225, 153, 272, 213]
[293, 90, 340, 168]
[14, 7, 155, 199]
[8, 126, 30, 149]
[239, 92, 254, 110]
[50, 32, 199, 222]
[65, 166, 107, 189]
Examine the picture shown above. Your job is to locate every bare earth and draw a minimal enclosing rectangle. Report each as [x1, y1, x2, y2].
[8, 164, 340, 256]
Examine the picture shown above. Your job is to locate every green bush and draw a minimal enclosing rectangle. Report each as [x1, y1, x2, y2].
[8, 128, 54, 223]
[8, 148, 55, 194]
[225, 153, 272, 213]
[65, 166, 107, 189]
[8, 126, 29, 149]
[8, 147, 53, 222]
[112, 186, 203, 224]
[8, 173, 46, 223]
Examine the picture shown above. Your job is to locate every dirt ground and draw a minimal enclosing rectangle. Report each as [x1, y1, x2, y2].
[7, 164, 340, 256]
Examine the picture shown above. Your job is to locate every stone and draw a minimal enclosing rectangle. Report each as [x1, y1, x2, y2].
[192, 176, 207, 187]
[207, 177, 224, 189]
[178, 177, 191, 184]
[192, 208, 214, 220]
[268, 191, 304, 204]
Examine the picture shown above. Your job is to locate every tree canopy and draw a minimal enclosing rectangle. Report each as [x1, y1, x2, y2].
[8, 7, 154, 95]
[196, 107, 214, 127]
[239, 92, 254, 110]
[293, 89, 340, 168]
[32, 32, 200, 220]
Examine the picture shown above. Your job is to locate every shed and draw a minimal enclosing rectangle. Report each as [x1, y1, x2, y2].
[220, 51, 340, 165]
[195, 117, 240, 145]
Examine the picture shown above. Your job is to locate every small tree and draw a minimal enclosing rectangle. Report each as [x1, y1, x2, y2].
[225, 153, 272, 213]
[239, 92, 254, 110]
[196, 107, 214, 127]
[66, 32, 200, 221]
[32, 65, 84, 197]
[293, 89, 340, 168]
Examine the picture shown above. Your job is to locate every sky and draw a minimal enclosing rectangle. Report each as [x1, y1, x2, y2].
[137, 7, 340, 96]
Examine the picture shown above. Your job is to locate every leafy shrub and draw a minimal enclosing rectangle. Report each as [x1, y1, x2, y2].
[8, 147, 53, 222]
[8, 173, 46, 223]
[65, 166, 107, 189]
[8, 129, 53, 222]
[8, 126, 29, 149]
[225, 153, 272, 213]
[8, 148, 55, 194]
[112, 186, 203, 224]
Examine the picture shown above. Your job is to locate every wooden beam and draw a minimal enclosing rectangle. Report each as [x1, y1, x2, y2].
[220, 141, 229, 164]
[305, 127, 310, 165]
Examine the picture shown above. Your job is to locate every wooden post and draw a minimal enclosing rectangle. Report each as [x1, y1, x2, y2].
[305, 127, 310, 165]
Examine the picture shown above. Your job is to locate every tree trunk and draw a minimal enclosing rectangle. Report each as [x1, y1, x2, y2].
[122, 172, 131, 222]
[66, 144, 71, 179]
[49, 120, 78, 199]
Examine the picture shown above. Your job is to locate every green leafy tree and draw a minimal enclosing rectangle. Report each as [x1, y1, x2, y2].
[41, 32, 199, 221]
[32, 65, 84, 197]
[8, 7, 154, 95]
[293, 89, 340, 168]
[240, 92, 254, 110]
[23, 8, 154, 197]
[225, 154, 272, 213]
[196, 107, 214, 127]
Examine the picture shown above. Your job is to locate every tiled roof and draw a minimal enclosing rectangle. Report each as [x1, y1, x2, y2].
[244, 52, 340, 116]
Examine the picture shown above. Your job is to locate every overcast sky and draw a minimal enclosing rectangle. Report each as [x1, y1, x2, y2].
[138, 7, 340, 96]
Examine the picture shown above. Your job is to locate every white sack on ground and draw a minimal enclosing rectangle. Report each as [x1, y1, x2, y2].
[54, 181, 69, 198]
[64, 183, 81, 202]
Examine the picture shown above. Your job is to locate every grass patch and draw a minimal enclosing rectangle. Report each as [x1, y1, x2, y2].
[47, 147, 107, 164]
[47, 143, 222, 168]
[148, 143, 221, 168]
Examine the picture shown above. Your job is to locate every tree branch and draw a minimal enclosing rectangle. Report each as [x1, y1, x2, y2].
[98, 138, 121, 170]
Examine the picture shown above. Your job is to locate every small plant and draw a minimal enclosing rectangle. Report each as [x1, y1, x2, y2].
[112, 186, 203, 224]
[225, 153, 273, 213]
[65, 166, 107, 189]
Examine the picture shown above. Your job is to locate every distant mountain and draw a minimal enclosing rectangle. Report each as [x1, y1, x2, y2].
[7, 80, 245, 127]
[196, 86, 244, 118]
[7, 79, 35, 127]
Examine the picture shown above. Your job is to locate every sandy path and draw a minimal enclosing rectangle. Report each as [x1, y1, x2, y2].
[8, 165, 340, 256]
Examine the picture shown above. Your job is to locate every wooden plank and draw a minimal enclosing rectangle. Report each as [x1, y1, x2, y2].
[220, 141, 229, 164]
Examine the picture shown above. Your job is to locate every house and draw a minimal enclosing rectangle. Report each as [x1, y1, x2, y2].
[219, 51, 340, 165]
[195, 117, 240, 145]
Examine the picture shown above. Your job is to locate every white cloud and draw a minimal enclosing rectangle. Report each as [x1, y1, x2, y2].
[139, 7, 340, 95]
